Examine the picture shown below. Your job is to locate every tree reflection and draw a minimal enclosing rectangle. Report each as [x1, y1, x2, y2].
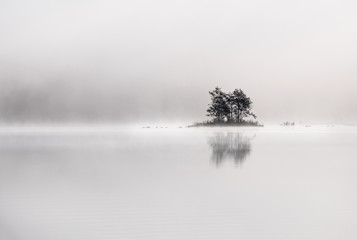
[208, 133, 252, 167]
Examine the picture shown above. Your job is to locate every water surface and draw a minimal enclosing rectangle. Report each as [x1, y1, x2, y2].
[0, 126, 356, 240]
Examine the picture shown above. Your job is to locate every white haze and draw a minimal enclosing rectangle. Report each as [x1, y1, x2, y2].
[1, 0, 357, 124]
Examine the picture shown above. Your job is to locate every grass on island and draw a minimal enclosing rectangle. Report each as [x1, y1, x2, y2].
[188, 120, 263, 127]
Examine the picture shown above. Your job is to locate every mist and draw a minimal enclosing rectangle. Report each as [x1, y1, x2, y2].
[1, 0, 357, 124]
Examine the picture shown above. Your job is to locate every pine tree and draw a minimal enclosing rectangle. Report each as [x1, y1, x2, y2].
[229, 89, 256, 122]
[206, 87, 230, 123]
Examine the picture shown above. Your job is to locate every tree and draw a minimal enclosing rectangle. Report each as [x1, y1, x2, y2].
[206, 87, 230, 123]
[206, 87, 256, 123]
[228, 89, 256, 122]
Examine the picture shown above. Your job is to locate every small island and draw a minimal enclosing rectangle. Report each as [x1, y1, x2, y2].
[190, 87, 262, 127]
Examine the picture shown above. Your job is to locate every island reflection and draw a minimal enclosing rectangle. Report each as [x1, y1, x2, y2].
[208, 133, 253, 167]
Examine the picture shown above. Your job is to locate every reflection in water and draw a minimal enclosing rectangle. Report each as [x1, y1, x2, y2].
[208, 133, 253, 166]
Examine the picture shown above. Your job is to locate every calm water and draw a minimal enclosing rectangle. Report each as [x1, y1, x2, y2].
[0, 126, 357, 240]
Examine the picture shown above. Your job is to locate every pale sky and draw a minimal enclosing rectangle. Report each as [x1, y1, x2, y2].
[1, 0, 357, 124]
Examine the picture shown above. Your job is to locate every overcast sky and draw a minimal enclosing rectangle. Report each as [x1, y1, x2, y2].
[1, 0, 357, 124]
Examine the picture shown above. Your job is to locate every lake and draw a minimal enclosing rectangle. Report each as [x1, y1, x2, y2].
[0, 125, 357, 240]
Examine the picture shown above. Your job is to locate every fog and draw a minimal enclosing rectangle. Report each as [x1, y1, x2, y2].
[1, 0, 357, 124]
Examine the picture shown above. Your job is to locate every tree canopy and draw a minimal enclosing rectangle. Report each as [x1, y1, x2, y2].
[207, 87, 256, 123]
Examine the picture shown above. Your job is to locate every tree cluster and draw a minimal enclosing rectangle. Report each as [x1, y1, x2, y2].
[207, 87, 256, 123]
[281, 121, 295, 126]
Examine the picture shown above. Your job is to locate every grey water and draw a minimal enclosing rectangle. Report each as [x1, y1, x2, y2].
[1, 126, 357, 240]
